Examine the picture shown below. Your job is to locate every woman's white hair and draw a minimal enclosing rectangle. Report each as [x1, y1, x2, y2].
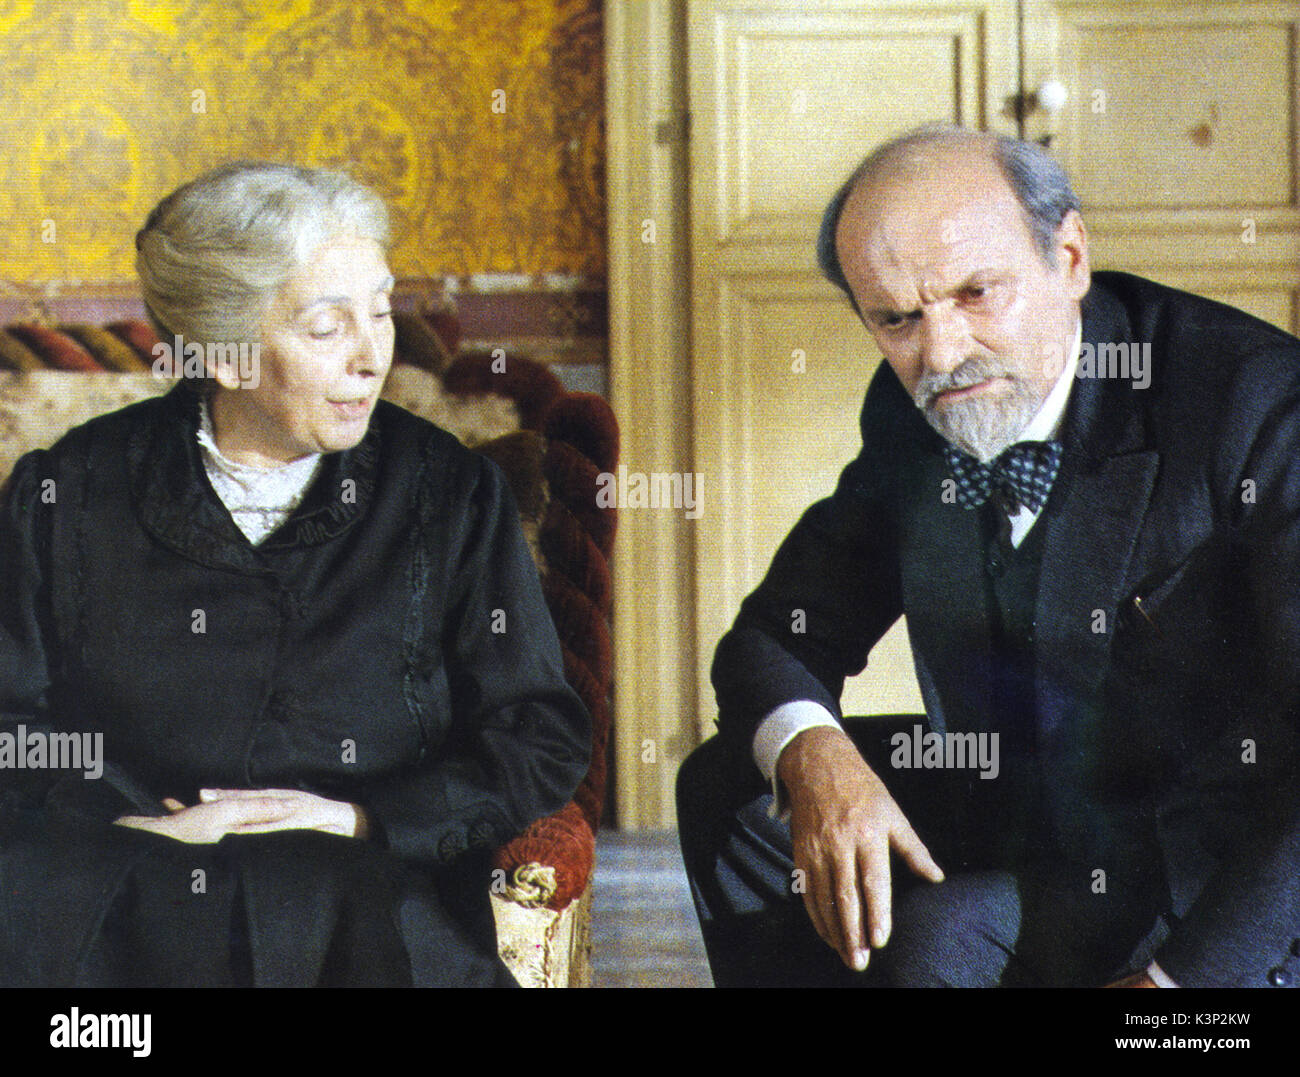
[135, 161, 391, 346]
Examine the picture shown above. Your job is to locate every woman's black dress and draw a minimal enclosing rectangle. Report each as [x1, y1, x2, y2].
[0, 383, 591, 986]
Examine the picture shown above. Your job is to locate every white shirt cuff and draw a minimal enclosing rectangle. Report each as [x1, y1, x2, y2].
[1146, 960, 1178, 988]
[753, 701, 842, 818]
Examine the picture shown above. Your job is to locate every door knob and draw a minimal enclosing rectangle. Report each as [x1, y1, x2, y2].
[1033, 81, 1068, 147]
[1037, 80, 1068, 114]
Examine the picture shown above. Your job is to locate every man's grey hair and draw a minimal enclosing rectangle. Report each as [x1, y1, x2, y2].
[135, 161, 391, 347]
[816, 124, 1081, 305]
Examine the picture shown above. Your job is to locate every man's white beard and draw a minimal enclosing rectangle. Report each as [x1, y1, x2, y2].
[913, 362, 1046, 462]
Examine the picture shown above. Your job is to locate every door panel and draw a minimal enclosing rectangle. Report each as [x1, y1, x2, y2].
[1025, 0, 1300, 332]
[689, 0, 1020, 724]
[708, 273, 923, 715]
[708, 10, 1003, 242]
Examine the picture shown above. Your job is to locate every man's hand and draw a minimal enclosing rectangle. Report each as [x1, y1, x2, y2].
[777, 726, 944, 971]
[114, 788, 370, 844]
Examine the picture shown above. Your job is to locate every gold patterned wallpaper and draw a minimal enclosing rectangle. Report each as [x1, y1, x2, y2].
[0, 0, 605, 287]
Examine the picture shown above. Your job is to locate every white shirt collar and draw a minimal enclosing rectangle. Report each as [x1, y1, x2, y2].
[1001, 318, 1081, 547]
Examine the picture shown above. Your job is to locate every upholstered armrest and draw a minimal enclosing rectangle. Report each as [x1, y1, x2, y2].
[492, 802, 595, 910]
[465, 358, 618, 913]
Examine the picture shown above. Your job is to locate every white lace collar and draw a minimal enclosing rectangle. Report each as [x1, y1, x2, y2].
[196, 395, 323, 545]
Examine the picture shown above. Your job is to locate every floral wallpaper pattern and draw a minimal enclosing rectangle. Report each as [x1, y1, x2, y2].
[0, 0, 605, 285]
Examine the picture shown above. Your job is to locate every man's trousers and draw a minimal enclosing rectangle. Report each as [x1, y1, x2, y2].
[676, 716, 1172, 987]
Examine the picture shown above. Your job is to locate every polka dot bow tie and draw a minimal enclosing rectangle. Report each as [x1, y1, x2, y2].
[944, 440, 1063, 513]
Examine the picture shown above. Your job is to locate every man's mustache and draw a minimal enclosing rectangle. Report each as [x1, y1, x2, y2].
[913, 359, 1014, 410]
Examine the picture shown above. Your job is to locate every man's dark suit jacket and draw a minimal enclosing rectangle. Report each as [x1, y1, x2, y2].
[712, 271, 1300, 988]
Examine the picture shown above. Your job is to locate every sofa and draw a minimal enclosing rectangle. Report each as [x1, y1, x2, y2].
[0, 309, 618, 987]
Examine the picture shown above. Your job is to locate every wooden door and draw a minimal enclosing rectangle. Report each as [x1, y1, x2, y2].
[1024, 0, 1300, 329]
[687, 0, 1020, 724]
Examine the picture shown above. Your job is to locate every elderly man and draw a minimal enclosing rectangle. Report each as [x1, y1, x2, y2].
[677, 125, 1300, 988]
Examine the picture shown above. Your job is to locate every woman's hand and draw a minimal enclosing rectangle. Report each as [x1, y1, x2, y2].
[113, 788, 370, 844]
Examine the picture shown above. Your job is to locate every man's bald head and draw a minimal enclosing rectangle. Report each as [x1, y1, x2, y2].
[819, 123, 1091, 462]
[817, 125, 1082, 306]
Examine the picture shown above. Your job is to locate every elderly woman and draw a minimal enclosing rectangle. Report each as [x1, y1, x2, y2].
[0, 162, 590, 987]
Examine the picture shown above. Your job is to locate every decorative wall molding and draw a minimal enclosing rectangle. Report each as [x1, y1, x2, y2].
[605, 0, 694, 828]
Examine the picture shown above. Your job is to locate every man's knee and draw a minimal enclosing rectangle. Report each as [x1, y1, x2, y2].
[882, 871, 1021, 988]
[676, 736, 798, 914]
